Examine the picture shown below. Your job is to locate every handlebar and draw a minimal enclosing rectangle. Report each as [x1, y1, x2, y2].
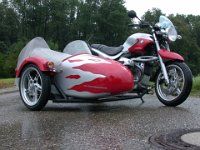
[128, 24, 140, 27]
[128, 23, 150, 29]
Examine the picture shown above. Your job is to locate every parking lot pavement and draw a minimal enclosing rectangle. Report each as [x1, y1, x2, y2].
[0, 92, 200, 150]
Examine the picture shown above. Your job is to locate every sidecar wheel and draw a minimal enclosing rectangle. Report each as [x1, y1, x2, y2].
[155, 62, 192, 107]
[19, 64, 51, 111]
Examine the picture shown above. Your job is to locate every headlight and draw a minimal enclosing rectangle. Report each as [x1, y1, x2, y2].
[166, 26, 177, 42]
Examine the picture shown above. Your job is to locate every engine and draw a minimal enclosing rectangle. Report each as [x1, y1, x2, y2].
[119, 56, 156, 90]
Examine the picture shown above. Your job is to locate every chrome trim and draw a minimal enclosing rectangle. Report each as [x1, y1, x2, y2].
[119, 57, 134, 66]
[165, 42, 170, 51]
[156, 64, 185, 101]
[119, 56, 157, 68]
[177, 35, 182, 40]
[153, 33, 169, 84]
[131, 56, 158, 62]
[20, 67, 42, 106]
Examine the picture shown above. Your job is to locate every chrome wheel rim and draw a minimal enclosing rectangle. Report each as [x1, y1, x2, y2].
[20, 67, 42, 106]
[156, 64, 185, 101]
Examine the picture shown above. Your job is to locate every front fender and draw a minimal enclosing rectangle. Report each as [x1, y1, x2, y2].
[16, 57, 49, 77]
[158, 49, 184, 61]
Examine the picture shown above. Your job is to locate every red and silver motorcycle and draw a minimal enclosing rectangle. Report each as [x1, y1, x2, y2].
[16, 11, 192, 111]
[91, 10, 193, 106]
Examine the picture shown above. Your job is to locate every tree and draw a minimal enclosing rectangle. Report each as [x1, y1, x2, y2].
[0, 2, 19, 53]
[1, 1, 200, 77]
[96, 0, 130, 45]
[142, 8, 164, 24]
[4, 39, 27, 77]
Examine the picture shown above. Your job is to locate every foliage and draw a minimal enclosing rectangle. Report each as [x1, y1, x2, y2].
[3, 39, 27, 78]
[0, 52, 6, 77]
[0, 78, 15, 89]
[192, 76, 200, 97]
[0, 1, 200, 78]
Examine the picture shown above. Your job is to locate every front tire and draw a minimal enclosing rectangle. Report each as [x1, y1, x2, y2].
[155, 62, 192, 106]
[19, 64, 51, 110]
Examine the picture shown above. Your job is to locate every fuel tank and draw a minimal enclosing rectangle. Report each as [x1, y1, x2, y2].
[123, 33, 154, 55]
[55, 54, 134, 98]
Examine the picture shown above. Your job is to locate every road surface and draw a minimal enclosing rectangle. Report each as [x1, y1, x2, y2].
[0, 92, 200, 149]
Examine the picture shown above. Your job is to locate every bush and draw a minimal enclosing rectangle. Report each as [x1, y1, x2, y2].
[0, 78, 15, 89]
[0, 52, 7, 78]
[47, 41, 59, 51]
[3, 39, 27, 78]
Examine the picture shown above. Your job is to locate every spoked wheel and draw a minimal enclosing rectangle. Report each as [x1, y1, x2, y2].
[155, 62, 192, 106]
[19, 64, 51, 110]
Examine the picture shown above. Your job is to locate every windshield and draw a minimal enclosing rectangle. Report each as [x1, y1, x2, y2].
[159, 16, 174, 29]
[159, 15, 177, 41]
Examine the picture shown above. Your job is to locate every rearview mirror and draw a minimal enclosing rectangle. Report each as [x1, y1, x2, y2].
[128, 10, 137, 18]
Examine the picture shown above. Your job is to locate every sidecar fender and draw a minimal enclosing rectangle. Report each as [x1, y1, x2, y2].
[158, 49, 184, 61]
[16, 57, 49, 77]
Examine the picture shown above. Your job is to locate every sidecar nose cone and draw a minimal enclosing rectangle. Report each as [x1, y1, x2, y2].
[57, 54, 134, 98]
[106, 62, 134, 94]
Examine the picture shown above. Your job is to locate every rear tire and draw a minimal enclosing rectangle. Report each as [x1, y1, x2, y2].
[155, 62, 192, 107]
[19, 64, 51, 110]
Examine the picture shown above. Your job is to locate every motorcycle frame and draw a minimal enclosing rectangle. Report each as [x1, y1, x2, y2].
[51, 80, 146, 103]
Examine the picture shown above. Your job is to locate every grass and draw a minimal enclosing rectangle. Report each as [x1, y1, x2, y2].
[192, 76, 200, 97]
[0, 78, 15, 89]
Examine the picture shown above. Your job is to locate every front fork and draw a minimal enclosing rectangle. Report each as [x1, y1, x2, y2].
[153, 33, 170, 84]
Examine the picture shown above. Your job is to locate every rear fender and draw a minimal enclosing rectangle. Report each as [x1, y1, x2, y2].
[16, 57, 49, 77]
[158, 49, 184, 61]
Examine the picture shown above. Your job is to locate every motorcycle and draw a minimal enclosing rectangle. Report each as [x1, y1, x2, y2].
[90, 10, 193, 107]
[16, 11, 192, 111]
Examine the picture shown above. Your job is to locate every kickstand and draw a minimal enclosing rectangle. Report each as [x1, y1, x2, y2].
[138, 90, 147, 103]
[140, 97, 145, 103]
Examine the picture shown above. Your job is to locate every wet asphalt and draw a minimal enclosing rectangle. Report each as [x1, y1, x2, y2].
[0, 92, 200, 150]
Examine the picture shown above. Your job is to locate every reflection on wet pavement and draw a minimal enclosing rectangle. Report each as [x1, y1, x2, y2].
[0, 92, 200, 150]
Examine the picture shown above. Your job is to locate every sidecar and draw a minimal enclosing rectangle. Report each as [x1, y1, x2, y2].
[16, 37, 135, 110]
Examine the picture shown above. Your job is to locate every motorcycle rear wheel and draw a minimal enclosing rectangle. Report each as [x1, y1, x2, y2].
[155, 62, 192, 107]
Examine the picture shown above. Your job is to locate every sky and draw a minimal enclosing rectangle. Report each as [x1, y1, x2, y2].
[125, 0, 200, 17]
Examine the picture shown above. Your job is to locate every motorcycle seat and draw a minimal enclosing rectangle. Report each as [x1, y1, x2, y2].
[91, 44, 124, 56]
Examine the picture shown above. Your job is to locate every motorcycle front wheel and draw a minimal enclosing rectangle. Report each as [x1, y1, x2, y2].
[155, 62, 193, 106]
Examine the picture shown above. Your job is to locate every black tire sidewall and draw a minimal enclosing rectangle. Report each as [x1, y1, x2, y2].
[155, 62, 193, 107]
[19, 64, 51, 110]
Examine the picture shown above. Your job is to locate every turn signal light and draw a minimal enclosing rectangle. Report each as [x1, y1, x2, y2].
[46, 61, 55, 70]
